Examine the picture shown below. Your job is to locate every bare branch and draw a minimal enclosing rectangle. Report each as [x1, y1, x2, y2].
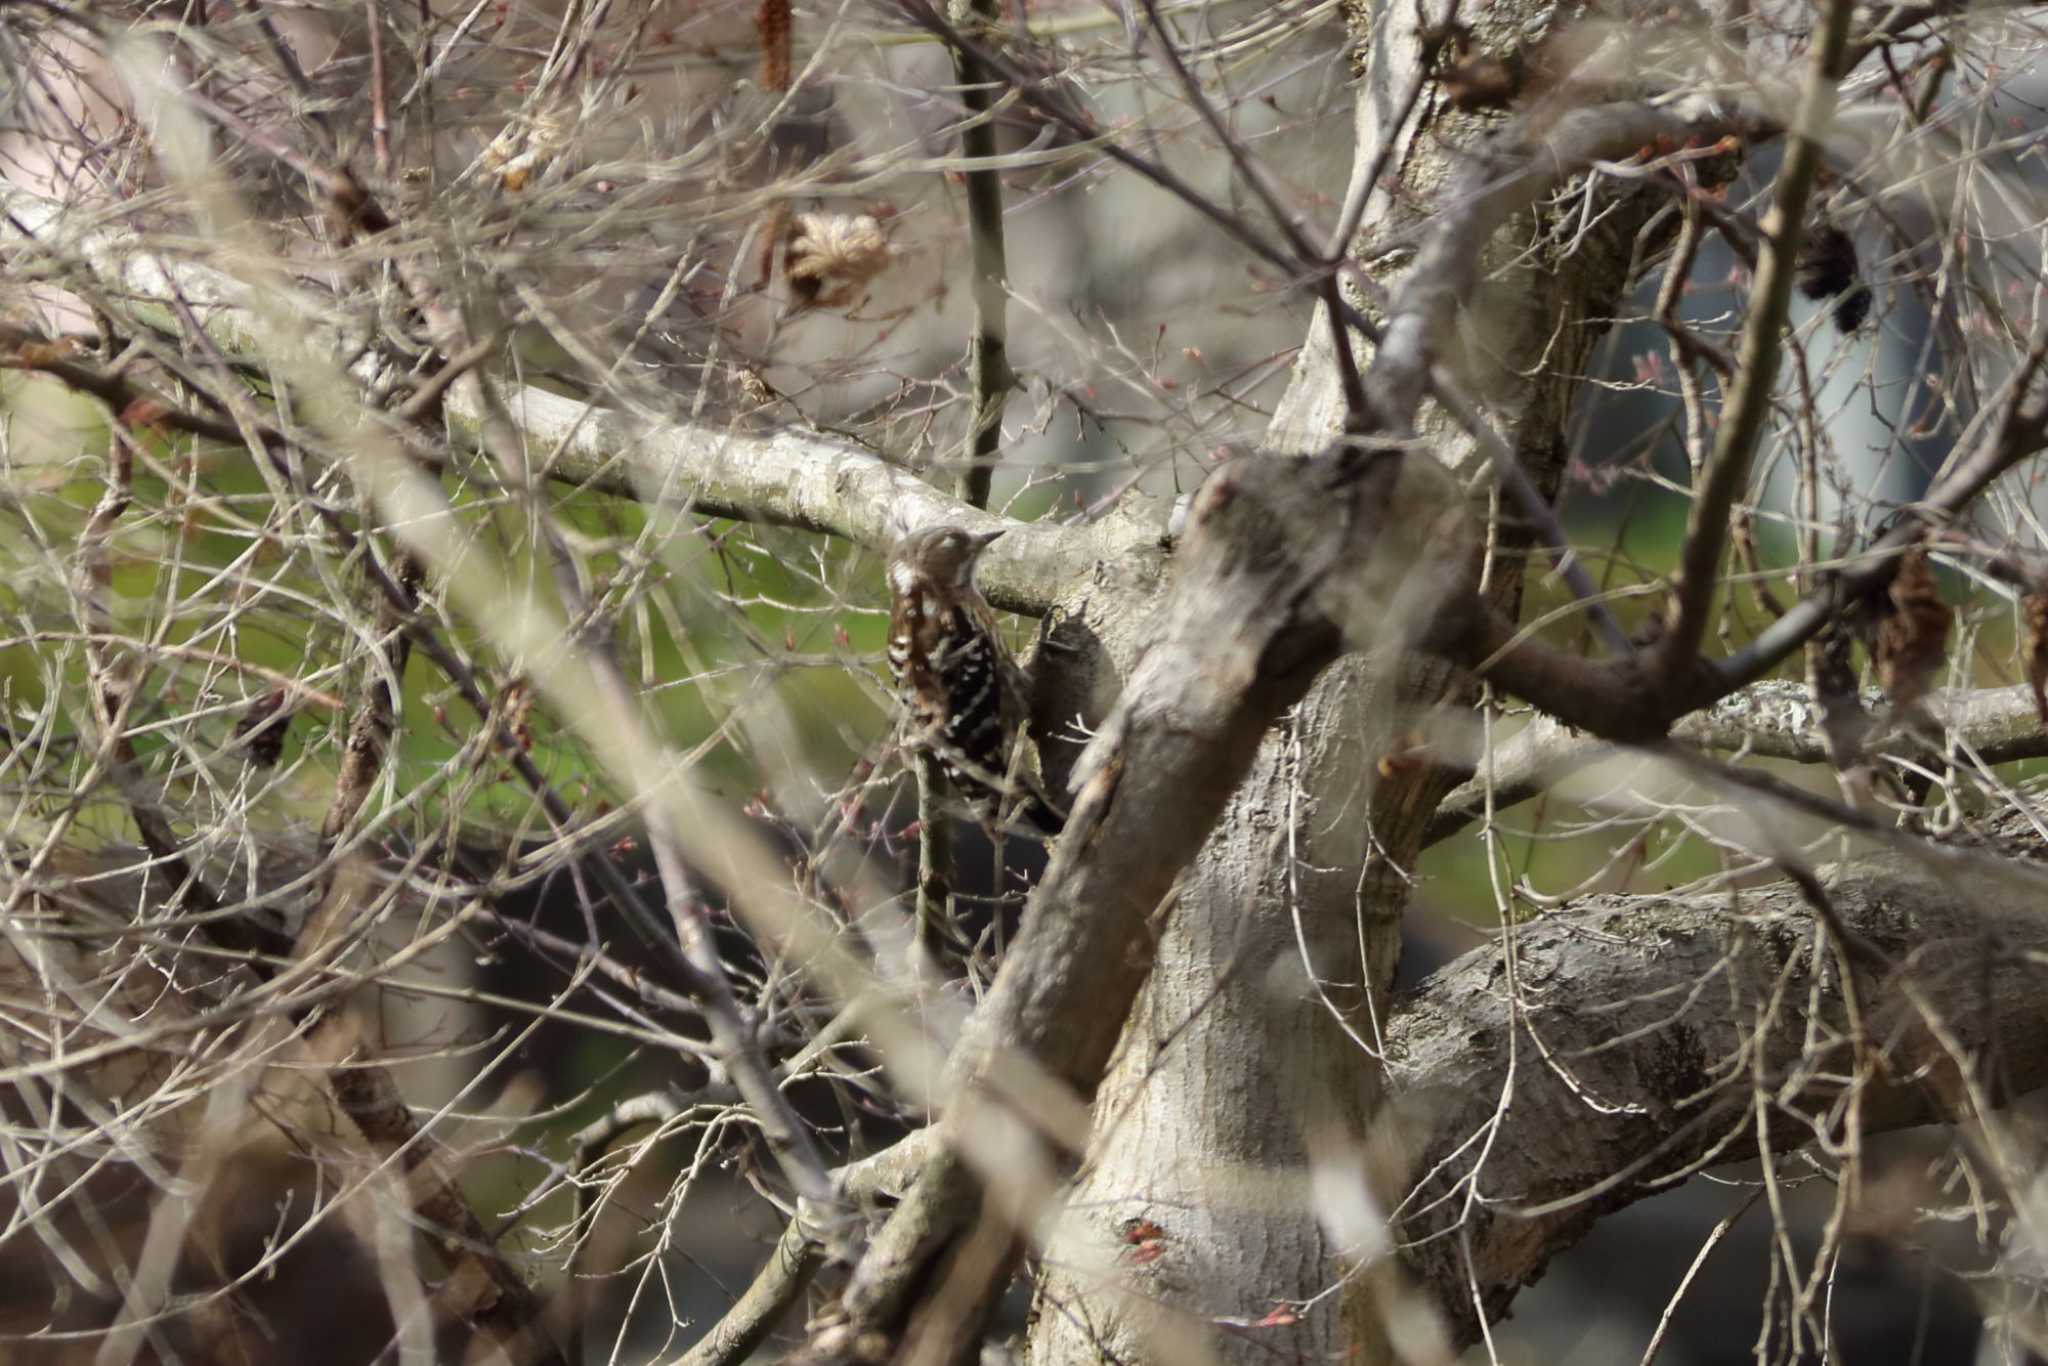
[827, 438, 1481, 1343]
[1387, 843, 2048, 1349]
[1654, 0, 1862, 685]
[949, 0, 1013, 511]
[1427, 682, 2048, 845]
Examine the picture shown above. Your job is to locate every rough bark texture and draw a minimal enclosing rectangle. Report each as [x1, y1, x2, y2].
[817, 402, 1484, 1349]
[1022, 0, 1673, 1356]
[1026, 660, 1396, 1362]
[1385, 846, 2048, 1347]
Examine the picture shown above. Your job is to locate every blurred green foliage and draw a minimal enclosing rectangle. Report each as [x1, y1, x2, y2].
[0, 376, 899, 851]
[4, 370, 2035, 941]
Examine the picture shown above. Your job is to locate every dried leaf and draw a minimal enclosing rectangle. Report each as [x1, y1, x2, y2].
[784, 212, 892, 309]
[1872, 546, 1951, 715]
[231, 689, 292, 767]
[2024, 591, 2048, 726]
[1796, 224, 1871, 332]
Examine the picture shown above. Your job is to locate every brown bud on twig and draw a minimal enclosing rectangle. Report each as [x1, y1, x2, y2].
[1871, 546, 1952, 717]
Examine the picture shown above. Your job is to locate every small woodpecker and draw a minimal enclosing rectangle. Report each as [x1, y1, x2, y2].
[885, 525, 1063, 835]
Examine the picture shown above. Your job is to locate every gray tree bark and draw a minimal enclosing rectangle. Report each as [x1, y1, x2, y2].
[1385, 842, 2048, 1346]
[1022, 0, 1678, 1357]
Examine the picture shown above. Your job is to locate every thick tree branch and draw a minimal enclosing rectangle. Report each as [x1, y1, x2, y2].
[1384, 837, 2048, 1349]
[1426, 681, 2048, 845]
[828, 441, 1481, 1346]
[460, 383, 1160, 619]
[0, 191, 1161, 621]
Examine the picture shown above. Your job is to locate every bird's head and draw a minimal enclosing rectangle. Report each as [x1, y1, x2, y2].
[894, 525, 1006, 590]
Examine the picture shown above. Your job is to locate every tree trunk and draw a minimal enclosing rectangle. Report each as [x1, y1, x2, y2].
[1023, 0, 1673, 1354]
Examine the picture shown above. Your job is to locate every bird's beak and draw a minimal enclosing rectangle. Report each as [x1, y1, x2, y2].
[972, 528, 1008, 551]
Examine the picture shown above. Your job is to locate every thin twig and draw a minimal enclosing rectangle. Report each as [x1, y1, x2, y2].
[1138, 0, 1319, 263]
[1713, 339, 2048, 690]
[951, 0, 1013, 511]
[567, 1091, 694, 1366]
[913, 752, 957, 970]
[672, 1215, 825, 1366]
[1653, 0, 1860, 685]
[903, 0, 1654, 651]
[365, 0, 393, 179]
[672, 1130, 943, 1366]
[1637, 1189, 1765, 1366]
[70, 421, 272, 951]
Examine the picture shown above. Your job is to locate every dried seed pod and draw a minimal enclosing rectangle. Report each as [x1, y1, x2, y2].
[2023, 591, 2048, 726]
[785, 212, 892, 309]
[1872, 547, 1952, 716]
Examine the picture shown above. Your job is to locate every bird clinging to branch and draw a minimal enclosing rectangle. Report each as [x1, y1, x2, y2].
[885, 525, 1064, 836]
